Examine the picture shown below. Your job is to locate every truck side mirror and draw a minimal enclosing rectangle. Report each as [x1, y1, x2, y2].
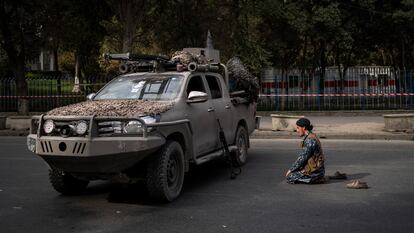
[86, 93, 96, 100]
[187, 91, 208, 103]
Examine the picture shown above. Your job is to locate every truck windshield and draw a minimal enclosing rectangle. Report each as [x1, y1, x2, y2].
[94, 75, 183, 100]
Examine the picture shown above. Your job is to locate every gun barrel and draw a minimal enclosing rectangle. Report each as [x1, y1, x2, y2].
[103, 53, 130, 61]
[188, 62, 220, 72]
[104, 53, 170, 62]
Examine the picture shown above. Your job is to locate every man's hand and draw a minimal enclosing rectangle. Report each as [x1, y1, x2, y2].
[285, 169, 291, 177]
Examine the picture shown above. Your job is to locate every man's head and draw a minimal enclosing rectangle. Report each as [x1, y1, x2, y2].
[296, 118, 313, 137]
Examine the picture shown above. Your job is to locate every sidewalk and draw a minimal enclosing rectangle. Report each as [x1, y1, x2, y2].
[1, 111, 413, 140]
[253, 112, 414, 140]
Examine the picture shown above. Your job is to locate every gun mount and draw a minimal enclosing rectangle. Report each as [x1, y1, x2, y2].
[103, 52, 175, 73]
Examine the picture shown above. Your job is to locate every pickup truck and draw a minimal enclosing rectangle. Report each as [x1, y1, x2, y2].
[27, 53, 257, 202]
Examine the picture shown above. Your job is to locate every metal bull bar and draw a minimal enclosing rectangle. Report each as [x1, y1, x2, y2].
[35, 115, 190, 138]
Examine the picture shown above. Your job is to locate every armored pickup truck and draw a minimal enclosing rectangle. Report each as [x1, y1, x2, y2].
[27, 52, 257, 202]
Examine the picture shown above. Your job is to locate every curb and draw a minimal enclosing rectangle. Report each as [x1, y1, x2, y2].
[257, 110, 414, 117]
[0, 130, 30, 136]
[251, 130, 414, 141]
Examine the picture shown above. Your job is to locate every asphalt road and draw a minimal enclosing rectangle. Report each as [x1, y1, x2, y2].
[1, 137, 414, 233]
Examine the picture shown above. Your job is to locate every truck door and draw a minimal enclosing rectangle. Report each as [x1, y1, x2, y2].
[184, 75, 219, 156]
[205, 74, 235, 144]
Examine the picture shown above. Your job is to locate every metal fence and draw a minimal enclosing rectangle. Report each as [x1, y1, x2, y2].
[0, 75, 114, 112]
[1, 67, 413, 112]
[258, 67, 414, 111]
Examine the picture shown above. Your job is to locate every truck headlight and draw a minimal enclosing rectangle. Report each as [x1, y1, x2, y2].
[27, 136, 36, 152]
[43, 120, 55, 134]
[31, 118, 40, 134]
[75, 121, 88, 135]
[123, 121, 143, 134]
[141, 116, 157, 131]
[141, 116, 157, 124]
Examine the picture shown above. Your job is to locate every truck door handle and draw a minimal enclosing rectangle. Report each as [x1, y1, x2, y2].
[207, 107, 215, 112]
[225, 105, 230, 109]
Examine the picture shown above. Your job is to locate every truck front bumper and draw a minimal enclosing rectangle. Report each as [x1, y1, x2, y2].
[27, 134, 165, 173]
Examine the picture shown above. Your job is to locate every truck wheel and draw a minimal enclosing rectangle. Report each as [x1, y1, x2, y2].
[233, 126, 249, 166]
[146, 141, 185, 202]
[49, 169, 89, 195]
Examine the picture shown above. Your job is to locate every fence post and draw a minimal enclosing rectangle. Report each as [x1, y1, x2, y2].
[361, 73, 366, 110]
[316, 74, 321, 110]
[274, 75, 278, 111]
[410, 70, 413, 110]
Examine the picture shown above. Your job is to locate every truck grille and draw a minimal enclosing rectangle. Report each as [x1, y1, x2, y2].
[39, 140, 87, 155]
[40, 141, 54, 153]
[98, 121, 123, 136]
[72, 142, 86, 154]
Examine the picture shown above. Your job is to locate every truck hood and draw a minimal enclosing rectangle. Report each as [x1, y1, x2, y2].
[47, 100, 175, 117]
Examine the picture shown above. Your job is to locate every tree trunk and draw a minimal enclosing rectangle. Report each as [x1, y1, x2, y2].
[319, 39, 326, 95]
[14, 58, 28, 115]
[341, 49, 353, 94]
[301, 36, 308, 97]
[119, 0, 136, 53]
[52, 47, 59, 71]
[72, 53, 81, 93]
[121, 15, 134, 52]
[301, 35, 308, 72]
[280, 68, 286, 111]
[53, 47, 62, 95]
[0, 1, 28, 114]
[408, 44, 414, 71]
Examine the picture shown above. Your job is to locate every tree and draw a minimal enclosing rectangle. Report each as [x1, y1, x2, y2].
[116, 0, 149, 53]
[148, 0, 211, 53]
[0, 0, 45, 114]
[392, 0, 414, 69]
[54, 0, 110, 93]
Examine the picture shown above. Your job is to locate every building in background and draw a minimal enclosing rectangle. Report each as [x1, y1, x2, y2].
[260, 66, 398, 96]
[27, 49, 55, 71]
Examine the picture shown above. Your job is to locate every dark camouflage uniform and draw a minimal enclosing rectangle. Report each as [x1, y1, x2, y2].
[287, 132, 325, 184]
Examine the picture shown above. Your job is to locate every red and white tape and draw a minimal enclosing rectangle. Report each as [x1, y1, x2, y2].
[259, 93, 414, 97]
[1, 93, 413, 99]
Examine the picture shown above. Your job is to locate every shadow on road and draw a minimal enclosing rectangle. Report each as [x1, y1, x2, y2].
[106, 182, 161, 206]
[183, 159, 231, 191]
[324, 172, 371, 184]
[80, 181, 112, 195]
[103, 159, 231, 205]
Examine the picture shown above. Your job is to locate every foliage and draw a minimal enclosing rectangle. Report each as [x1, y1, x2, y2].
[0, 49, 12, 76]
[1, 0, 414, 103]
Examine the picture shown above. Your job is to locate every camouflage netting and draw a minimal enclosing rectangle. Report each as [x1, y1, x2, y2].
[171, 50, 207, 66]
[226, 57, 259, 102]
[47, 100, 175, 117]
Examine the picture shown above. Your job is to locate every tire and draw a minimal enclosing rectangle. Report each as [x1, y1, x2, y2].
[146, 141, 185, 202]
[49, 169, 89, 195]
[232, 126, 249, 167]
